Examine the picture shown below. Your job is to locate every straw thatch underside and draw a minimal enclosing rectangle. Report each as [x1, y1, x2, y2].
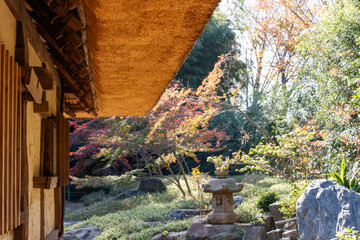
[75, 0, 220, 117]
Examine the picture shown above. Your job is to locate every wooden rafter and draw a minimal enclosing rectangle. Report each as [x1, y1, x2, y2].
[23, 0, 97, 117]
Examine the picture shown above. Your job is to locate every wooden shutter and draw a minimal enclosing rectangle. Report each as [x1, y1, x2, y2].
[35, 112, 69, 189]
[57, 112, 70, 187]
[0, 44, 22, 234]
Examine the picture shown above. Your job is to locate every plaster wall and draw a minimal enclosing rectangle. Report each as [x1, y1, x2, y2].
[0, 0, 16, 57]
[27, 43, 57, 239]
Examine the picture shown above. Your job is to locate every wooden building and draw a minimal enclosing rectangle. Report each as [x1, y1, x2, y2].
[0, 0, 220, 239]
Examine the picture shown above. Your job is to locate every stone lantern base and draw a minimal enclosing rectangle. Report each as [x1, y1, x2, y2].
[208, 212, 239, 224]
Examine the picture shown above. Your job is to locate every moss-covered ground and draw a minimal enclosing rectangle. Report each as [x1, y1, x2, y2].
[65, 174, 291, 240]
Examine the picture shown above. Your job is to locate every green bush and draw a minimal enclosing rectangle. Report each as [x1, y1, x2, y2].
[279, 180, 310, 218]
[257, 191, 279, 212]
[337, 227, 360, 240]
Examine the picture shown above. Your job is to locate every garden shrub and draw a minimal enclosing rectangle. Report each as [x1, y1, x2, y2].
[279, 180, 310, 218]
[257, 191, 279, 212]
[337, 227, 360, 240]
[70, 169, 143, 191]
[326, 159, 360, 193]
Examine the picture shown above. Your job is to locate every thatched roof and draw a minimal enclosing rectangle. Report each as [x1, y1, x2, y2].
[81, 0, 220, 117]
[25, 0, 220, 117]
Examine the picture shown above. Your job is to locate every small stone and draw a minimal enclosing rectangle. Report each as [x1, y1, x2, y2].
[283, 220, 297, 231]
[267, 229, 283, 240]
[269, 203, 283, 222]
[254, 213, 276, 232]
[138, 177, 166, 193]
[282, 229, 299, 239]
[233, 195, 244, 209]
[171, 209, 186, 220]
[146, 221, 162, 226]
[151, 231, 169, 240]
[242, 226, 266, 240]
[176, 208, 212, 216]
[168, 231, 187, 239]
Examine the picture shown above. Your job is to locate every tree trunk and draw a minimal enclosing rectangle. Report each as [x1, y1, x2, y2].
[174, 152, 193, 196]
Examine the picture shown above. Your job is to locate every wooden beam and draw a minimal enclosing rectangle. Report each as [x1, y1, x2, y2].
[15, 21, 29, 66]
[19, 95, 29, 240]
[4, 0, 60, 87]
[24, 67, 43, 104]
[63, 103, 76, 117]
[0, 44, 4, 234]
[33, 101, 51, 119]
[33, 67, 53, 90]
[33, 177, 58, 189]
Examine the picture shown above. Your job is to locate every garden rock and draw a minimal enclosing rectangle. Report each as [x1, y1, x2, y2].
[254, 213, 276, 232]
[282, 229, 299, 239]
[267, 229, 282, 240]
[179, 208, 212, 216]
[275, 217, 296, 229]
[171, 209, 186, 220]
[242, 226, 266, 240]
[63, 225, 101, 240]
[233, 195, 244, 209]
[296, 179, 360, 240]
[269, 203, 283, 222]
[186, 218, 208, 240]
[186, 218, 251, 240]
[151, 231, 187, 240]
[139, 177, 166, 193]
[283, 220, 296, 231]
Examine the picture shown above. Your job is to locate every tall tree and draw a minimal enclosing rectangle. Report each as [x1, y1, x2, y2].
[296, 0, 360, 171]
[231, 0, 322, 107]
[175, 10, 237, 90]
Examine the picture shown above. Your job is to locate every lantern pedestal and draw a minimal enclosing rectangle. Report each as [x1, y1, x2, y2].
[202, 171, 243, 224]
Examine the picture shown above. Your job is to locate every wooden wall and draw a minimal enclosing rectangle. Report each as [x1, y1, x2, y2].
[0, 43, 22, 235]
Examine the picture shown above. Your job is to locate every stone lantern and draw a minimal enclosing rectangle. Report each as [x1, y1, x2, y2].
[202, 170, 243, 224]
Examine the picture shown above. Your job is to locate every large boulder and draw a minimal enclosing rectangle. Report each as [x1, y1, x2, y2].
[296, 180, 360, 240]
[138, 177, 166, 193]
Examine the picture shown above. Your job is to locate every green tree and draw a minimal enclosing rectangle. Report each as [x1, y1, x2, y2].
[296, 0, 360, 172]
[175, 10, 237, 90]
